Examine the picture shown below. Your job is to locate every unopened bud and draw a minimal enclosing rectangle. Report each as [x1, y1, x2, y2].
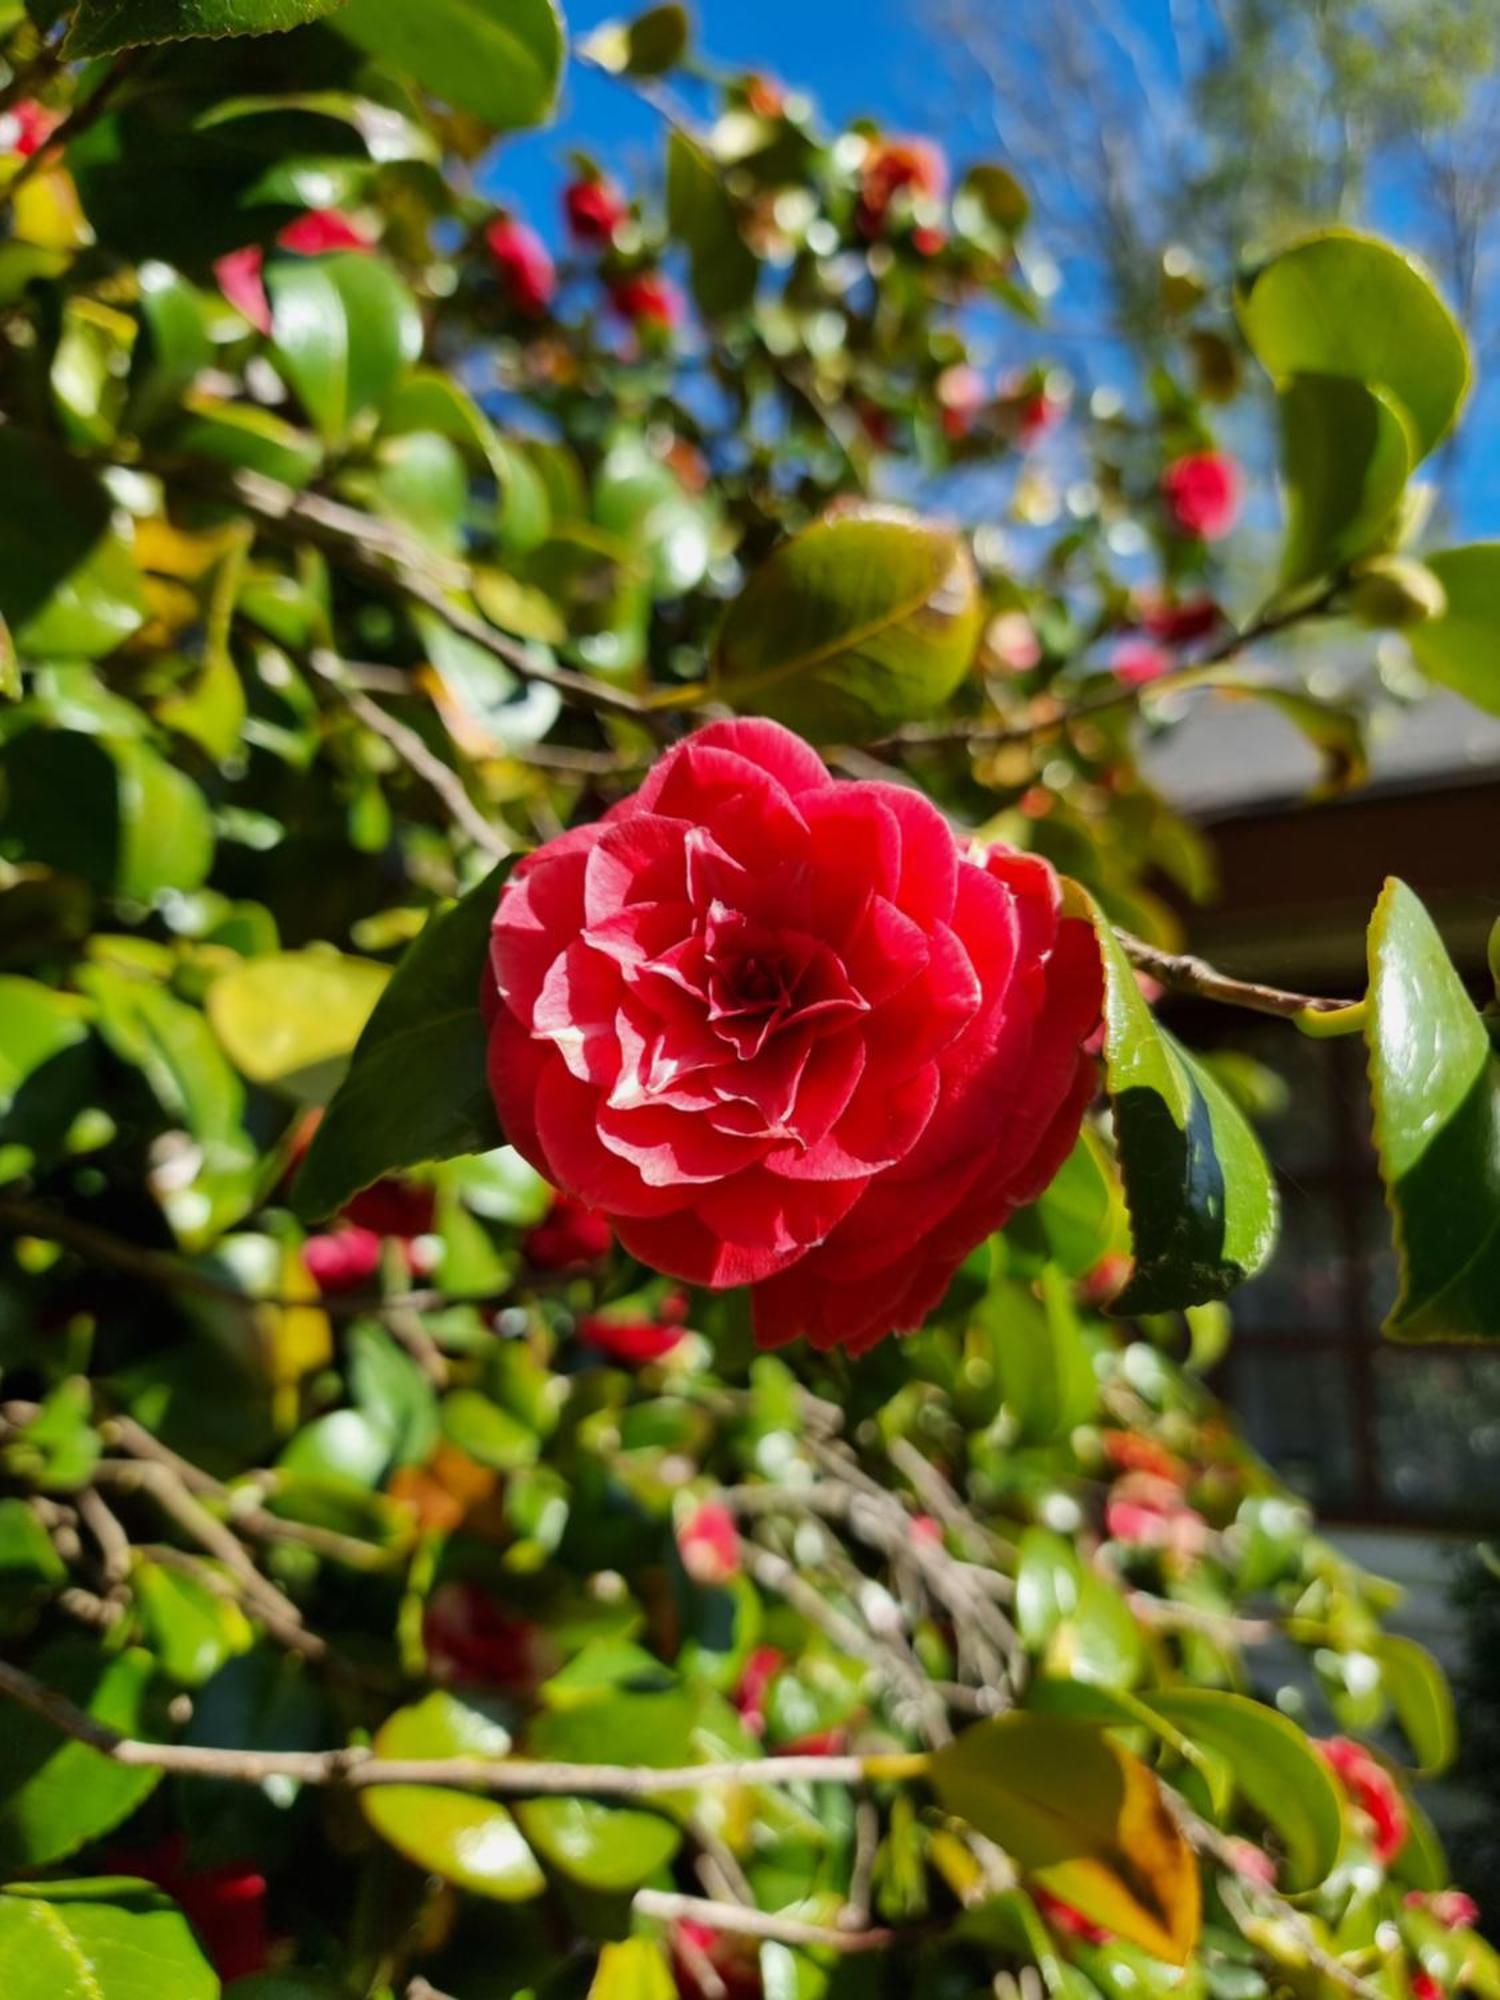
[1345, 555, 1447, 630]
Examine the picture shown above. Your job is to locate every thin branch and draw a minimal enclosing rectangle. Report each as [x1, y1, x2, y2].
[1115, 931, 1355, 1020]
[631, 1890, 898, 1954]
[308, 649, 517, 860]
[0, 1657, 927, 1796]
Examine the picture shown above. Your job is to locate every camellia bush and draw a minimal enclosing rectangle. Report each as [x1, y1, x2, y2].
[4, 0, 1500, 1995]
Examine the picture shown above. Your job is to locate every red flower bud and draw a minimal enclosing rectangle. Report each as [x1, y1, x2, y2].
[857, 137, 947, 236]
[107, 1837, 268, 1984]
[735, 1643, 785, 1735]
[1161, 450, 1241, 540]
[1110, 638, 1172, 688]
[342, 1177, 435, 1240]
[678, 1499, 740, 1585]
[486, 217, 556, 316]
[1136, 591, 1223, 646]
[747, 75, 785, 120]
[422, 1580, 555, 1695]
[523, 1193, 614, 1270]
[1406, 1891, 1480, 1931]
[2, 100, 58, 159]
[278, 208, 373, 256]
[564, 176, 628, 245]
[1034, 1887, 1111, 1945]
[609, 270, 682, 331]
[576, 1301, 688, 1364]
[302, 1224, 383, 1294]
[1317, 1736, 1408, 1865]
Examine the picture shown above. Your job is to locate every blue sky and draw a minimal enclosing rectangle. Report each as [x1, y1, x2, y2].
[492, 0, 1498, 535]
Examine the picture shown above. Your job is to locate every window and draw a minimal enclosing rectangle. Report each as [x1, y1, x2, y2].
[1195, 1022, 1500, 1528]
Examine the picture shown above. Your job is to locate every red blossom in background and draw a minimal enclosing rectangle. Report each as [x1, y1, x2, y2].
[523, 1192, 614, 1269]
[486, 217, 556, 315]
[857, 136, 946, 236]
[214, 208, 374, 331]
[422, 1581, 556, 1695]
[609, 269, 683, 331]
[736, 1644, 784, 1735]
[1407, 1891, 1481, 1930]
[1318, 1736, 1409, 1865]
[1412, 1975, 1444, 2000]
[1, 99, 58, 157]
[1161, 450, 1241, 539]
[1105, 1474, 1210, 1556]
[1111, 638, 1173, 688]
[937, 363, 985, 439]
[108, 1837, 268, 1983]
[564, 174, 628, 244]
[575, 1291, 689, 1364]
[678, 1499, 740, 1584]
[484, 719, 1101, 1354]
[1137, 591, 1224, 646]
[302, 1223, 384, 1294]
[1034, 1887, 1112, 1945]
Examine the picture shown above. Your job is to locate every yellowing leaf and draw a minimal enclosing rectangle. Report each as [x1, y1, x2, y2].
[928, 1713, 1200, 1965]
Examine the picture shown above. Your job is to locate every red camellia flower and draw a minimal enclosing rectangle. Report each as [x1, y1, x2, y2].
[524, 1192, 615, 1269]
[486, 216, 556, 315]
[485, 719, 1100, 1353]
[1034, 1887, 1111, 1945]
[564, 175, 627, 245]
[609, 269, 682, 331]
[1161, 450, 1241, 540]
[1317, 1736, 1408, 1865]
[857, 136, 947, 236]
[678, 1498, 740, 1584]
[109, 1837, 268, 1983]
[215, 208, 374, 331]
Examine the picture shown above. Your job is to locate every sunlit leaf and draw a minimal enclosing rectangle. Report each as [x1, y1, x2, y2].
[333, 0, 564, 130]
[67, 0, 349, 56]
[207, 949, 389, 1102]
[0, 1880, 217, 2000]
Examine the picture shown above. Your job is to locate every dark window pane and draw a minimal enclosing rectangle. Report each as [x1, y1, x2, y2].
[1254, 1031, 1340, 1176]
[1373, 1352, 1500, 1522]
[1233, 1187, 1350, 1334]
[1228, 1348, 1360, 1510]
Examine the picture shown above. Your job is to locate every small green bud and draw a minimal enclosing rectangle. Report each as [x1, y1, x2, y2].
[1345, 554, 1448, 630]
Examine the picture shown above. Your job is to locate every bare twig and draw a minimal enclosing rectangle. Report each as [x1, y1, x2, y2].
[0, 1656, 927, 1797]
[1115, 931, 1354, 1020]
[631, 1890, 897, 1954]
[308, 649, 516, 859]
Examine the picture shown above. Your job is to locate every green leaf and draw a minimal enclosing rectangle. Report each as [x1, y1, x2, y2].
[594, 431, 716, 596]
[713, 504, 982, 740]
[1407, 544, 1500, 715]
[79, 963, 258, 1246]
[66, 0, 348, 56]
[292, 863, 510, 1220]
[171, 396, 323, 489]
[360, 1690, 546, 1900]
[0, 979, 90, 1121]
[0, 732, 215, 902]
[986, 1267, 1097, 1445]
[589, 1937, 678, 2000]
[1237, 229, 1469, 463]
[0, 432, 145, 661]
[333, 0, 564, 130]
[928, 1714, 1200, 1965]
[1374, 1635, 1457, 1777]
[0, 1881, 217, 2000]
[666, 131, 757, 319]
[581, 2, 689, 75]
[1274, 375, 1412, 595]
[267, 253, 422, 447]
[1143, 1690, 1341, 1893]
[207, 948, 389, 1102]
[0, 1643, 162, 1873]
[442, 1387, 539, 1471]
[1015, 1527, 1082, 1652]
[1014, 1127, 1120, 1279]
[953, 163, 1030, 252]
[1081, 896, 1278, 1313]
[1365, 878, 1500, 1338]
[133, 1557, 251, 1687]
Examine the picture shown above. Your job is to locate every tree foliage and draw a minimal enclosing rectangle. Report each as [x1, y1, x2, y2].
[0, 2, 1498, 1996]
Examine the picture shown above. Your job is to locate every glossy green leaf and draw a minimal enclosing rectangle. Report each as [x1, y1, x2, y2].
[0, 731, 215, 902]
[1048, 1569, 1145, 1692]
[0, 980, 90, 1119]
[1237, 229, 1468, 462]
[360, 1690, 546, 1900]
[170, 396, 323, 489]
[666, 131, 757, 319]
[1407, 545, 1500, 715]
[1365, 878, 1500, 1338]
[589, 1937, 678, 2000]
[1015, 1528, 1082, 1652]
[442, 1387, 539, 1471]
[1083, 897, 1278, 1313]
[582, 3, 689, 75]
[0, 1643, 162, 1872]
[1375, 1634, 1457, 1776]
[0, 1881, 217, 2000]
[928, 1714, 1200, 1965]
[0, 433, 145, 661]
[267, 253, 422, 446]
[292, 862, 510, 1220]
[207, 948, 389, 1102]
[1144, 1688, 1343, 1892]
[713, 504, 982, 740]
[1274, 375, 1412, 594]
[1014, 1127, 1120, 1279]
[594, 431, 716, 596]
[986, 1267, 1097, 1445]
[67, 0, 348, 55]
[133, 1557, 251, 1686]
[333, 0, 564, 130]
